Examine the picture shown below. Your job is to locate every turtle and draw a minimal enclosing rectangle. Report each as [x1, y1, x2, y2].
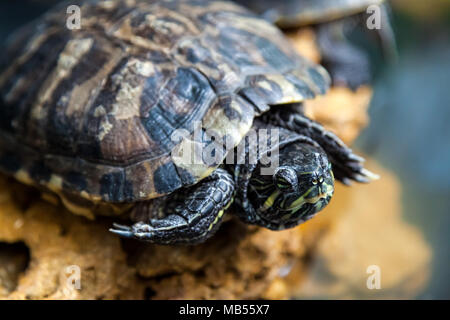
[0, 0, 376, 245]
[233, 0, 397, 90]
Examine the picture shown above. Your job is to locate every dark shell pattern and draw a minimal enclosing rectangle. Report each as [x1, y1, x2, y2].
[0, 0, 329, 204]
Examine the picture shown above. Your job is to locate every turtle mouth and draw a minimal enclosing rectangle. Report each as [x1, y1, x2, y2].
[281, 194, 330, 214]
[298, 191, 329, 205]
[282, 183, 334, 212]
[280, 194, 331, 218]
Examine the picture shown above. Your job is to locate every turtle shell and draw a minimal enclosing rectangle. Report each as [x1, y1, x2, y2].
[0, 0, 329, 204]
[234, 0, 384, 28]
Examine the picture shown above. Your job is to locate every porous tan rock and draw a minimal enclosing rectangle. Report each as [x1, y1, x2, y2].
[0, 179, 143, 300]
[131, 222, 307, 299]
[0, 241, 29, 296]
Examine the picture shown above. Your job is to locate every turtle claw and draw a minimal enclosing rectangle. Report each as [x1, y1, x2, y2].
[111, 223, 132, 231]
[110, 222, 153, 239]
[109, 226, 134, 238]
[340, 177, 353, 186]
[348, 153, 365, 163]
[353, 174, 370, 184]
[360, 168, 380, 181]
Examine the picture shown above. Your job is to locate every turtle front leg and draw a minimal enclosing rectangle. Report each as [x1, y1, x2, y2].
[110, 169, 235, 245]
[267, 106, 378, 185]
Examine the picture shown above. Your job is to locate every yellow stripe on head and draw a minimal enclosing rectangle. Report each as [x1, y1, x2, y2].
[261, 190, 280, 212]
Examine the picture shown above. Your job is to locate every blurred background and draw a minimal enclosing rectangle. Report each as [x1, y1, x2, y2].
[0, 0, 448, 299]
[356, 0, 450, 299]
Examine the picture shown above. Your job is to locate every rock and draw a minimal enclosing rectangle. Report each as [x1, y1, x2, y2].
[131, 222, 307, 299]
[0, 179, 143, 299]
[0, 242, 29, 296]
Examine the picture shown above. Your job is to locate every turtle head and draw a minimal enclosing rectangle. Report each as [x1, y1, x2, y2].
[247, 142, 334, 229]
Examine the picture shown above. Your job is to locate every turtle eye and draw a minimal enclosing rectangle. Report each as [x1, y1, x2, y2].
[273, 167, 298, 192]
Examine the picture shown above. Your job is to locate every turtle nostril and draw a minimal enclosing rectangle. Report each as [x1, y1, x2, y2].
[312, 173, 324, 186]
